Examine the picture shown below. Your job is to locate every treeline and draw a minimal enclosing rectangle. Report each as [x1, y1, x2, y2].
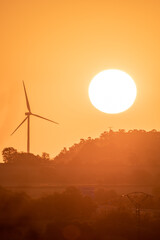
[55, 129, 160, 168]
[2, 147, 51, 165]
[0, 185, 160, 240]
[53, 129, 160, 184]
[1, 129, 160, 185]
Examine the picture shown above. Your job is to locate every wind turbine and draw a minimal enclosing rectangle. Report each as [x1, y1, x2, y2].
[11, 81, 58, 153]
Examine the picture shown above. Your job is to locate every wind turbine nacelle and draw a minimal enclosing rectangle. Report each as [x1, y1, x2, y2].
[25, 112, 31, 116]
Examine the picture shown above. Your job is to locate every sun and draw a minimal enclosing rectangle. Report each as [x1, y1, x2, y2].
[88, 69, 137, 114]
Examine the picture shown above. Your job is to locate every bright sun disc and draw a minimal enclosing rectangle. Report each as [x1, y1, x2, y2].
[89, 69, 137, 114]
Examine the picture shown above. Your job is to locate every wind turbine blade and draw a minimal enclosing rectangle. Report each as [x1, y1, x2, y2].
[11, 117, 28, 135]
[31, 113, 59, 124]
[23, 81, 31, 112]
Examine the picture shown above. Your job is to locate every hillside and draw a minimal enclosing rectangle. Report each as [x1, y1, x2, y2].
[53, 129, 160, 185]
[0, 129, 160, 186]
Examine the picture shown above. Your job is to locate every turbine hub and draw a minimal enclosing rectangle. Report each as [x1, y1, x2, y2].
[25, 112, 31, 116]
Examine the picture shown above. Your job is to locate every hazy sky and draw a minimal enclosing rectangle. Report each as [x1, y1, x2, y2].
[1, 0, 160, 159]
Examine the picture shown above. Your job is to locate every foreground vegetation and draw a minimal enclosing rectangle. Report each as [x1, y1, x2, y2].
[0, 186, 160, 240]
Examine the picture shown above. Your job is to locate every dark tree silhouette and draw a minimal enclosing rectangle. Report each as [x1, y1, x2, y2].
[42, 152, 50, 161]
[2, 147, 17, 163]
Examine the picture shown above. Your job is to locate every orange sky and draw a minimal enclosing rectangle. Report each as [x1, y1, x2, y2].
[1, 0, 160, 160]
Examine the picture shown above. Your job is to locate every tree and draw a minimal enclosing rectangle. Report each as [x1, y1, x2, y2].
[42, 152, 50, 161]
[2, 147, 17, 163]
[2, 148, 41, 165]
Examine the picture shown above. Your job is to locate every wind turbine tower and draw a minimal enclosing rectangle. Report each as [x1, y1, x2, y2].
[11, 81, 58, 153]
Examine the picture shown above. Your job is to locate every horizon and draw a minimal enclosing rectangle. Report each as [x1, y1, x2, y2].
[1, 127, 160, 160]
[1, 127, 160, 162]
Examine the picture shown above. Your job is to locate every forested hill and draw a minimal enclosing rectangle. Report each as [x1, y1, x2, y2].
[1, 129, 160, 185]
[52, 129, 160, 184]
[55, 129, 160, 168]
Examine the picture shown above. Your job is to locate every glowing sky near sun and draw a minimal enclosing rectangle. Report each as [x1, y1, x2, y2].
[0, 0, 160, 160]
